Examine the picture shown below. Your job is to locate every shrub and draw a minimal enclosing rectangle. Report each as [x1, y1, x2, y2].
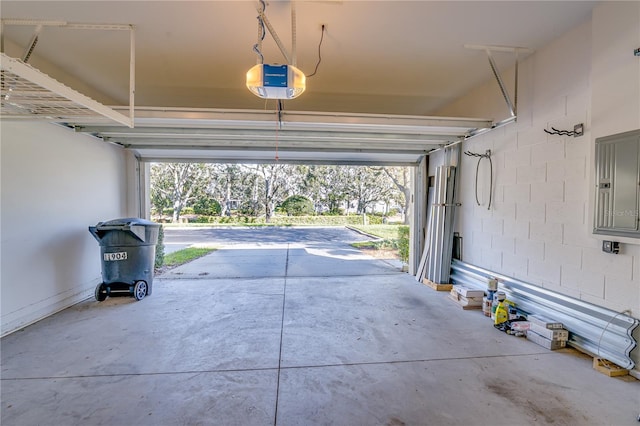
[367, 215, 383, 225]
[154, 225, 165, 268]
[192, 216, 216, 223]
[280, 195, 315, 216]
[193, 198, 222, 216]
[238, 201, 260, 216]
[397, 225, 410, 263]
[324, 208, 344, 216]
[386, 208, 401, 216]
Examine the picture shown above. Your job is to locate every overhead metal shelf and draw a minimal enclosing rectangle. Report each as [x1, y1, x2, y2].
[1, 19, 135, 127]
[1, 53, 133, 127]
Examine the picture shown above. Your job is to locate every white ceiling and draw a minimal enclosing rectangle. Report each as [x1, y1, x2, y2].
[1, 1, 598, 164]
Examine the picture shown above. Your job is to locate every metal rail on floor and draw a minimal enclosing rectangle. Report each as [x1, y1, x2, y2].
[450, 259, 639, 370]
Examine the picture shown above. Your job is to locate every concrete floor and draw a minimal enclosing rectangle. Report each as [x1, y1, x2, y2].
[2, 229, 639, 425]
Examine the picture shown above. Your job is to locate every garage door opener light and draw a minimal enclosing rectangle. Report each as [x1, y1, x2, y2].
[247, 0, 306, 100]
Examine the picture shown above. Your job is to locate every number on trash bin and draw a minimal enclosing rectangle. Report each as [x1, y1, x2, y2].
[104, 252, 128, 261]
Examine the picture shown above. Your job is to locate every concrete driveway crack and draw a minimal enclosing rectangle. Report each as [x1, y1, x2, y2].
[274, 243, 289, 426]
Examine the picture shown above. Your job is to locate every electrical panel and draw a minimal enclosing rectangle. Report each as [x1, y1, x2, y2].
[594, 129, 640, 237]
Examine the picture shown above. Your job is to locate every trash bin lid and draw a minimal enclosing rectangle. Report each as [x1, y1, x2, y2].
[89, 217, 160, 244]
[97, 217, 160, 228]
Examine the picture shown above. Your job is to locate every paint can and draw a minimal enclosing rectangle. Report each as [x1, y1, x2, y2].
[487, 278, 498, 291]
[482, 296, 492, 317]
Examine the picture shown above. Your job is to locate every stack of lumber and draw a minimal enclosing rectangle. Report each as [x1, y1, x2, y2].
[448, 285, 484, 310]
[526, 314, 568, 350]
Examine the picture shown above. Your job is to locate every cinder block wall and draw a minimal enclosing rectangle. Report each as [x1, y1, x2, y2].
[436, 2, 640, 372]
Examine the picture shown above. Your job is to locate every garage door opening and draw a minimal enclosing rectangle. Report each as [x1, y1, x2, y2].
[150, 162, 413, 271]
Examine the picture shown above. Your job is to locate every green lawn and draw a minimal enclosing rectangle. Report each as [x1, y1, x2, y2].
[163, 247, 217, 268]
[348, 224, 403, 240]
[349, 224, 409, 262]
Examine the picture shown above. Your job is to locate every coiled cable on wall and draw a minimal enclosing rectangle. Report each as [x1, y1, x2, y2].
[464, 150, 493, 210]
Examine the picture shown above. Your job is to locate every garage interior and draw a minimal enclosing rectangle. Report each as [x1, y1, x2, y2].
[1, 1, 640, 424]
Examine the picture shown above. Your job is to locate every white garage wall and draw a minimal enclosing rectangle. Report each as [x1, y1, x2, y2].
[435, 2, 640, 371]
[1, 121, 133, 335]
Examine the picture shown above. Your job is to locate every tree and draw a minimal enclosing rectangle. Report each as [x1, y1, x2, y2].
[150, 163, 212, 222]
[246, 164, 290, 222]
[301, 165, 351, 214]
[150, 162, 406, 223]
[347, 167, 395, 214]
[378, 167, 411, 224]
[209, 165, 243, 216]
[238, 169, 261, 215]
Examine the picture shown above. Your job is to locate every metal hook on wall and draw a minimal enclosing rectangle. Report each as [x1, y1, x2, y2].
[544, 123, 584, 137]
[464, 149, 493, 210]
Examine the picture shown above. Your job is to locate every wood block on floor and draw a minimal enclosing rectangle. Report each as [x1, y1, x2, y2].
[593, 357, 629, 377]
[448, 295, 483, 310]
[422, 278, 453, 291]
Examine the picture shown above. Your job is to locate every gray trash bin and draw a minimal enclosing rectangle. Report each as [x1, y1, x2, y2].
[89, 218, 160, 301]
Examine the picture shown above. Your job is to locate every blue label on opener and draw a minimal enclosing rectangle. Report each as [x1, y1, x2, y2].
[263, 64, 288, 87]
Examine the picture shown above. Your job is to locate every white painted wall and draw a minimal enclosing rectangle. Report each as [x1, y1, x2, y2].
[0, 121, 134, 335]
[436, 2, 640, 372]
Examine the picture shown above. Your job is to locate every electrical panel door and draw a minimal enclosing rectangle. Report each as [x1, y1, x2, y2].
[594, 129, 640, 237]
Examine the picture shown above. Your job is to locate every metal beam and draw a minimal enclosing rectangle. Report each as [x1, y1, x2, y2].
[409, 155, 428, 276]
[112, 138, 443, 148]
[119, 143, 433, 155]
[463, 44, 532, 122]
[74, 126, 459, 143]
[138, 156, 420, 167]
[21, 24, 42, 63]
[464, 44, 533, 54]
[108, 136, 441, 149]
[451, 260, 639, 370]
[1, 19, 133, 31]
[61, 107, 491, 164]
[486, 49, 515, 117]
[106, 107, 492, 135]
[256, 4, 292, 64]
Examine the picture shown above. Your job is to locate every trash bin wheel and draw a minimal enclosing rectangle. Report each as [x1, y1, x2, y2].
[133, 281, 147, 301]
[95, 283, 107, 302]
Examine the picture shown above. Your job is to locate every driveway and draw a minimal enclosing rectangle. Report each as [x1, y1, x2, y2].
[162, 226, 400, 278]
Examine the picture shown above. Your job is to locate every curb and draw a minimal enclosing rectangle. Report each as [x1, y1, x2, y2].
[345, 225, 385, 241]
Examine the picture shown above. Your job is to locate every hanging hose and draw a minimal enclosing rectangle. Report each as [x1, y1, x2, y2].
[465, 150, 493, 210]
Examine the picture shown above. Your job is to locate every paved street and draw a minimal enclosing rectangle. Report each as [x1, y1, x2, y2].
[164, 225, 371, 244]
[162, 225, 374, 254]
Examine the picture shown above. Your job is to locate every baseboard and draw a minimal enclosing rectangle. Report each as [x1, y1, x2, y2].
[1, 280, 97, 337]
